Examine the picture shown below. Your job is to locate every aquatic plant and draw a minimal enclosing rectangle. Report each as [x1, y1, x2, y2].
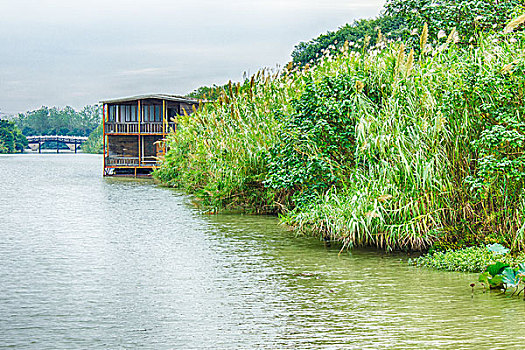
[411, 244, 525, 272]
[477, 262, 525, 297]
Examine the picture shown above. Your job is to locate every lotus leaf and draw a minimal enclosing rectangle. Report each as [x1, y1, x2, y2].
[487, 262, 510, 277]
[488, 275, 504, 289]
[501, 267, 519, 287]
[478, 271, 489, 284]
[486, 243, 510, 256]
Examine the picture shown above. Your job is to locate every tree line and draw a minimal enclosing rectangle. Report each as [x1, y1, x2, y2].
[291, 0, 524, 66]
[14, 105, 100, 137]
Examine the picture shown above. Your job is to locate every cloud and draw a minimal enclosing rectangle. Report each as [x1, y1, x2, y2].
[0, 0, 385, 113]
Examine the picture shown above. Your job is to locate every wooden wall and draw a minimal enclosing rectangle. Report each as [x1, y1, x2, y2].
[108, 136, 138, 157]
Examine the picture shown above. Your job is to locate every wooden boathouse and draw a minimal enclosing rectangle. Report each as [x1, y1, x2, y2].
[101, 94, 201, 176]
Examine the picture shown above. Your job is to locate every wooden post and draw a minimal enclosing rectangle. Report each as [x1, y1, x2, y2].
[103, 104, 107, 175]
[138, 100, 141, 168]
[163, 100, 166, 155]
[56, 138, 59, 153]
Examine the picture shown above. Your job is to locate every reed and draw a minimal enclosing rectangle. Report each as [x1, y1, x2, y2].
[155, 23, 525, 251]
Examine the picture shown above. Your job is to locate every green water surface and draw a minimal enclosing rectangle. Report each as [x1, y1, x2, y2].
[1, 154, 524, 349]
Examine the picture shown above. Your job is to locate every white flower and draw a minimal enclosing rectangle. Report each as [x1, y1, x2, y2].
[437, 30, 446, 39]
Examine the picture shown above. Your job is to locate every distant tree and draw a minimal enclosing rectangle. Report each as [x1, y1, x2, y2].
[385, 0, 524, 43]
[291, 0, 524, 66]
[0, 119, 27, 153]
[82, 121, 103, 154]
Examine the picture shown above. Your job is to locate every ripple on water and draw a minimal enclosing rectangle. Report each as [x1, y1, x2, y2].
[1, 154, 525, 349]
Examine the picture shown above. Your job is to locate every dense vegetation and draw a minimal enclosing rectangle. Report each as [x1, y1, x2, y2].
[155, 3, 525, 252]
[292, 0, 523, 66]
[15, 105, 100, 137]
[0, 120, 27, 153]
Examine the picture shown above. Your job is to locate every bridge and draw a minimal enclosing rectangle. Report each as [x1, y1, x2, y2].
[26, 135, 89, 153]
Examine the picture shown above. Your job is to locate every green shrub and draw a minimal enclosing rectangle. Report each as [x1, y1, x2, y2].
[265, 73, 363, 207]
[385, 0, 524, 44]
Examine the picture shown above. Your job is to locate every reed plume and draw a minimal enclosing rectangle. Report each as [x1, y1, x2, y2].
[504, 13, 525, 33]
[406, 49, 414, 75]
[420, 23, 428, 53]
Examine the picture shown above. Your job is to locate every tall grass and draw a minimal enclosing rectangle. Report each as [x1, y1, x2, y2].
[155, 24, 525, 251]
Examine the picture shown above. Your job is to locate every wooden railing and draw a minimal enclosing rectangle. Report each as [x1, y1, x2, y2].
[105, 156, 161, 167]
[105, 123, 139, 134]
[105, 122, 177, 134]
[141, 156, 159, 166]
[140, 123, 163, 133]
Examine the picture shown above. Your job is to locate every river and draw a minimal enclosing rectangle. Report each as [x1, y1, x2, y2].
[1, 153, 524, 349]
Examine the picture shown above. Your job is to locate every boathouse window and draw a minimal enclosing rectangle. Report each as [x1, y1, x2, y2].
[143, 105, 150, 122]
[130, 105, 137, 122]
[118, 105, 137, 122]
[108, 105, 117, 122]
[142, 105, 162, 122]
[122, 105, 130, 122]
[154, 105, 161, 122]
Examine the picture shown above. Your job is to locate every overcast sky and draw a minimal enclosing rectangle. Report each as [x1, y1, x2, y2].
[0, 0, 385, 115]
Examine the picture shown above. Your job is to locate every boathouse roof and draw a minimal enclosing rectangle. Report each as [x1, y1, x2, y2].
[100, 94, 201, 104]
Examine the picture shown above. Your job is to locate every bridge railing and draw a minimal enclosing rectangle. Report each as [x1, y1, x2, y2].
[26, 135, 88, 143]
